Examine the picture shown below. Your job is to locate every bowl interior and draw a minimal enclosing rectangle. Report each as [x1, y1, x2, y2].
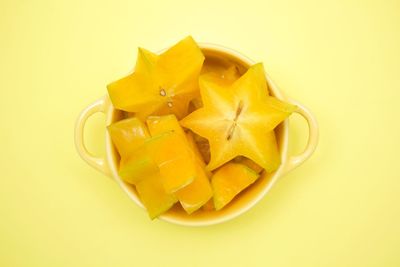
[106, 46, 288, 226]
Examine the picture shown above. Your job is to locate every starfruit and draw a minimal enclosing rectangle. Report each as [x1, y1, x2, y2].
[212, 163, 259, 210]
[181, 63, 296, 172]
[146, 115, 212, 214]
[108, 36, 205, 121]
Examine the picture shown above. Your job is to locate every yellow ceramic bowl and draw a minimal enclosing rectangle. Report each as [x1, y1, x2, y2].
[75, 43, 319, 226]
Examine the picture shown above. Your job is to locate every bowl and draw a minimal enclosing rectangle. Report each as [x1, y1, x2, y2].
[75, 43, 319, 226]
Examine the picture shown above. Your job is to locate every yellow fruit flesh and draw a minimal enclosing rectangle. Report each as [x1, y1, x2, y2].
[107, 41, 295, 217]
[107, 117, 150, 159]
[147, 114, 185, 138]
[181, 63, 296, 172]
[135, 173, 178, 219]
[189, 64, 240, 116]
[118, 150, 158, 185]
[107, 36, 204, 120]
[146, 115, 212, 214]
[192, 133, 211, 164]
[234, 156, 264, 173]
[185, 132, 207, 169]
[174, 164, 212, 214]
[142, 131, 197, 193]
[108, 116, 178, 219]
[175, 133, 213, 214]
[119, 131, 198, 217]
[212, 163, 259, 210]
[108, 117, 160, 185]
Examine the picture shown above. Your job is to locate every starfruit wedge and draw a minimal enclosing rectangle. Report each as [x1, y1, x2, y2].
[108, 36, 204, 120]
[181, 63, 296, 172]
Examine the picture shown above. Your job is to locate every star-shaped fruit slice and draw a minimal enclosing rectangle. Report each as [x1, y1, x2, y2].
[107, 36, 204, 120]
[180, 63, 296, 172]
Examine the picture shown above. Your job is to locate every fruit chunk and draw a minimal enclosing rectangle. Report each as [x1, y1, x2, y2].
[174, 164, 212, 214]
[178, 133, 213, 213]
[119, 131, 197, 215]
[192, 133, 211, 164]
[108, 117, 177, 219]
[146, 114, 185, 138]
[181, 63, 296, 172]
[107, 117, 150, 159]
[118, 151, 159, 185]
[189, 63, 241, 112]
[107, 117, 159, 184]
[234, 156, 264, 173]
[141, 131, 197, 193]
[212, 163, 259, 210]
[107, 36, 204, 120]
[146, 115, 212, 214]
[185, 131, 207, 169]
[147, 115, 207, 168]
[135, 173, 178, 219]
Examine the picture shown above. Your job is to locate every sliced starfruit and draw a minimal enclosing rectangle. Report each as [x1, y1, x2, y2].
[108, 117, 176, 218]
[108, 36, 204, 120]
[107, 117, 150, 159]
[118, 151, 159, 185]
[190, 63, 241, 112]
[146, 114, 185, 138]
[234, 156, 264, 173]
[185, 131, 207, 169]
[212, 163, 259, 210]
[146, 115, 212, 214]
[135, 173, 178, 219]
[148, 132, 198, 193]
[192, 133, 210, 164]
[174, 167, 212, 214]
[181, 63, 296, 172]
[106, 117, 159, 185]
[175, 138, 213, 213]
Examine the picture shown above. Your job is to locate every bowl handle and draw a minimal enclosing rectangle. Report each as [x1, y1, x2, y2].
[281, 99, 319, 176]
[75, 95, 111, 177]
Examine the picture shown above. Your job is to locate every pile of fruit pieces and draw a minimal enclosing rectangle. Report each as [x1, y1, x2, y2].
[107, 36, 296, 219]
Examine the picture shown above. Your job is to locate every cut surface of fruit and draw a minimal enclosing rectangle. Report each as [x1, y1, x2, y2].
[146, 114, 185, 138]
[181, 63, 296, 172]
[135, 173, 178, 219]
[146, 115, 213, 214]
[107, 36, 204, 120]
[212, 163, 259, 211]
[185, 131, 207, 168]
[189, 63, 240, 112]
[174, 163, 212, 214]
[107, 117, 150, 159]
[118, 150, 159, 185]
[192, 133, 210, 164]
[177, 133, 213, 213]
[143, 131, 197, 193]
[234, 156, 264, 173]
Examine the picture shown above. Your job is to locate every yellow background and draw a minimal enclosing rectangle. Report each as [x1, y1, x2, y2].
[1, 0, 399, 266]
